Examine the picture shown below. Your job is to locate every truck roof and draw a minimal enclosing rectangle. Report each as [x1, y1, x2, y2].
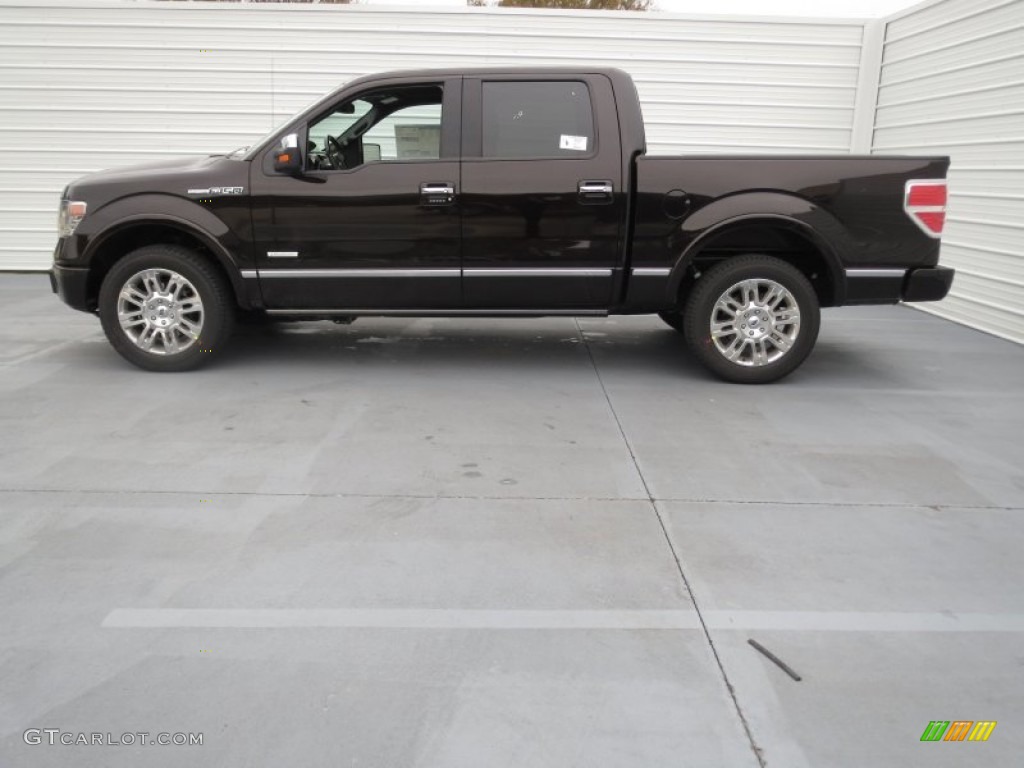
[352, 66, 636, 80]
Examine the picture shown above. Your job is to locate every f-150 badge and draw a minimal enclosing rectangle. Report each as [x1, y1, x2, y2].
[186, 186, 244, 196]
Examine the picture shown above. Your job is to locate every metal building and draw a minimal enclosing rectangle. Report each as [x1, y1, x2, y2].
[873, 0, 1024, 343]
[0, 0, 1020, 343]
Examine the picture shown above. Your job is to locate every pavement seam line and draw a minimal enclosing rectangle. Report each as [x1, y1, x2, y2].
[573, 318, 766, 768]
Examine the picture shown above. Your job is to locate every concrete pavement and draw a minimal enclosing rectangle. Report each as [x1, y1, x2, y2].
[1, 273, 1022, 767]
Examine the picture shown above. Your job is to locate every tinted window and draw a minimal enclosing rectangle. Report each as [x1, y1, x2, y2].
[481, 81, 594, 159]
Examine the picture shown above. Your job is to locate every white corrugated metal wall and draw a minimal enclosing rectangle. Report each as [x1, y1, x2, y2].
[0, 0, 865, 270]
[873, 0, 1024, 344]
[1, 0, 1021, 346]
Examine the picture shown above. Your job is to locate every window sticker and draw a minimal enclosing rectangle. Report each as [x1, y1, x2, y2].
[559, 134, 589, 152]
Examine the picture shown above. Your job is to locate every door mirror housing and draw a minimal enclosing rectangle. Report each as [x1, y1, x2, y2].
[273, 134, 303, 175]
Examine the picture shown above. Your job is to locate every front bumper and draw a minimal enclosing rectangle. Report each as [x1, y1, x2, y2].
[51, 262, 93, 312]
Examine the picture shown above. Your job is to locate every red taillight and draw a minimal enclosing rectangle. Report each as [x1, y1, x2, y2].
[907, 184, 947, 207]
[905, 180, 947, 238]
[915, 211, 946, 233]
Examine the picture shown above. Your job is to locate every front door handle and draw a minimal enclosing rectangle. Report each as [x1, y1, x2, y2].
[578, 180, 614, 205]
[420, 182, 456, 206]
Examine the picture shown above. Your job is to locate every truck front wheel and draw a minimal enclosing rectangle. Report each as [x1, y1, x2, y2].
[98, 245, 235, 372]
[682, 255, 820, 384]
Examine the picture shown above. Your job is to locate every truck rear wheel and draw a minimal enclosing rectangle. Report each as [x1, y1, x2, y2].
[98, 245, 235, 372]
[683, 255, 819, 384]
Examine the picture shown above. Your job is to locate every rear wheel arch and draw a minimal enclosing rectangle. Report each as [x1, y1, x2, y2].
[667, 215, 844, 310]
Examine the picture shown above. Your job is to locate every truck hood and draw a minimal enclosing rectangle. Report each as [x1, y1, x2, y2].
[64, 154, 250, 208]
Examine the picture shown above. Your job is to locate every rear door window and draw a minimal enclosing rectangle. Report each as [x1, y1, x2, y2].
[481, 81, 595, 159]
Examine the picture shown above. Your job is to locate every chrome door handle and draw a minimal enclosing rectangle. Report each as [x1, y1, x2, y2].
[420, 182, 455, 206]
[578, 180, 614, 204]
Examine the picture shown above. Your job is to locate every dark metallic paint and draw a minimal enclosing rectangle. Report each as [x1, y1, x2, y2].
[51, 66, 953, 318]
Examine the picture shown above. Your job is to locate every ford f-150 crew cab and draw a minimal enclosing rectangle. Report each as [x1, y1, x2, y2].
[51, 67, 954, 383]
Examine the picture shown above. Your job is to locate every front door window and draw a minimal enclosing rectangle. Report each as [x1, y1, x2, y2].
[306, 86, 444, 171]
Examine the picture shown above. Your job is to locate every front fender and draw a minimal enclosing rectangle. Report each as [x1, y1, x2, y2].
[667, 192, 852, 305]
[78, 194, 250, 304]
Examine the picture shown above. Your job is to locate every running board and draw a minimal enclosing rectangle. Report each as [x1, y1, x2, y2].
[264, 309, 609, 318]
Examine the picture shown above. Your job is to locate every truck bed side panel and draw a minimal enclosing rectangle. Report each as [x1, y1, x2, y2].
[627, 155, 949, 310]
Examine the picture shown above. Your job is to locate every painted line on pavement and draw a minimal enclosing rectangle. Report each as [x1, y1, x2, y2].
[102, 609, 1024, 632]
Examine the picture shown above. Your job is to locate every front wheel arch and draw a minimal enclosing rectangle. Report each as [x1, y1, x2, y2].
[85, 220, 250, 312]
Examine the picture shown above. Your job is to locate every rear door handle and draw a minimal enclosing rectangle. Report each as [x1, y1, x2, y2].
[578, 180, 614, 205]
[420, 182, 455, 206]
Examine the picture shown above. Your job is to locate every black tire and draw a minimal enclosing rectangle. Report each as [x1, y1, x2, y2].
[98, 244, 235, 372]
[682, 254, 820, 384]
[658, 310, 685, 333]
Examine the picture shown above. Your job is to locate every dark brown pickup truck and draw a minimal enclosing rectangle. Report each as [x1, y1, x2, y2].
[51, 67, 953, 382]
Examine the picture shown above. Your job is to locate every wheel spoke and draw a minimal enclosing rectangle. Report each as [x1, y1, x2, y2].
[770, 332, 791, 352]
[721, 336, 746, 361]
[753, 340, 768, 366]
[711, 321, 735, 338]
[740, 281, 756, 306]
[763, 285, 784, 310]
[177, 317, 200, 338]
[163, 330, 181, 354]
[122, 285, 147, 305]
[137, 326, 158, 350]
[142, 272, 160, 295]
[167, 274, 185, 300]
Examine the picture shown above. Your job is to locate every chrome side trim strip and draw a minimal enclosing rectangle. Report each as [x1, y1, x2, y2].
[247, 268, 612, 279]
[845, 269, 908, 279]
[240, 270, 258, 279]
[463, 268, 612, 278]
[258, 269, 460, 279]
[267, 251, 299, 259]
[631, 267, 671, 277]
[265, 309, 609, 317]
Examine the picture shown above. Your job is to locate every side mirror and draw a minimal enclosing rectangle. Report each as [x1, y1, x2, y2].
[273, 133, 302, 175]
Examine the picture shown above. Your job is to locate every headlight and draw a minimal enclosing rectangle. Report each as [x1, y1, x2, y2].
[57, 200, 87, 237]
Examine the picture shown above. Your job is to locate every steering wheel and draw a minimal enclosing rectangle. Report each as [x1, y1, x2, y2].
[325, 135, 347, 170]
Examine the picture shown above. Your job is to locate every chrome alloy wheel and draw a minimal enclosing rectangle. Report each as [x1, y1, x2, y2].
[116, 268, 204, 355]
[710, 278, 801, 367]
